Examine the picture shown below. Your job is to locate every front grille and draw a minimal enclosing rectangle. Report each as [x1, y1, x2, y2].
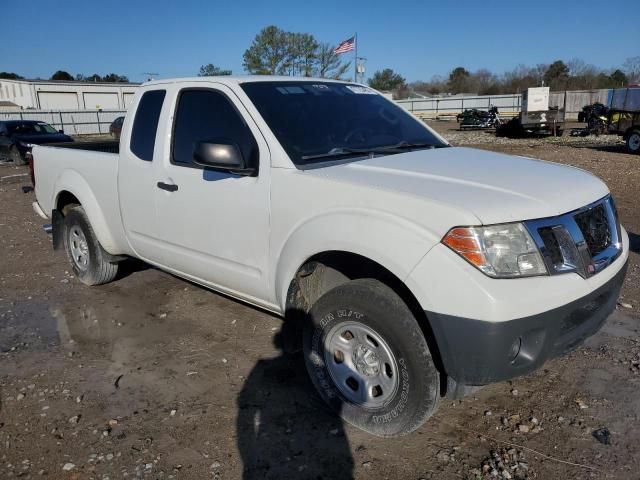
[573, 204, 611, 256]
[525, 196, 621, 278]
[538, 227, 563, 265]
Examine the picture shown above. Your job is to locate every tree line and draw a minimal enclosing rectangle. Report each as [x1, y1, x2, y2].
[373, 57, 640, 99]
[0, 70, 129, 82]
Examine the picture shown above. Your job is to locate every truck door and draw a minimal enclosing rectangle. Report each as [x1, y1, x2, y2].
[154, 84, 271, 303]
[118, 88, 169, 263]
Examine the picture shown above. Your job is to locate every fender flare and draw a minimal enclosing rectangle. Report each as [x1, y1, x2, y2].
[274, 208, 441, 311]
[53, 169, 119, 254]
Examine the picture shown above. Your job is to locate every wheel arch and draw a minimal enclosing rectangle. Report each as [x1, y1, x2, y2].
[52, 171, 119, 253]
[283, 249, 448, 396]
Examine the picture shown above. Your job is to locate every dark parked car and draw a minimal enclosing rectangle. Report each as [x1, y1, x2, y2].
[0, 120, 73, 165]
[109, 116, 125, 139]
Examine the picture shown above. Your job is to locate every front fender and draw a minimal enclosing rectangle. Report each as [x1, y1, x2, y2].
[53, 169, 119, 253]
[274, 207, 441, 311]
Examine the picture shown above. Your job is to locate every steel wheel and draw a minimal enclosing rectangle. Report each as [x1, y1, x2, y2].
[628, 131, 640, 153]
[68, 225, 90, 271]
[324, 320, 399, 409]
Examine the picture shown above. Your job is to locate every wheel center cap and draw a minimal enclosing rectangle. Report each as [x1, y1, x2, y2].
[353, 344, 380, 377]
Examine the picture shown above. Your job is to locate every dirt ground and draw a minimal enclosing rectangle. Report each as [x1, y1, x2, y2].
[1, 125, 639, 480]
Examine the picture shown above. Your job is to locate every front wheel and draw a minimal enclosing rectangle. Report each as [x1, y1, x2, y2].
[627, 130, 640, 154]
[303, 279, 439, 437]
[63, 206, 119, 285]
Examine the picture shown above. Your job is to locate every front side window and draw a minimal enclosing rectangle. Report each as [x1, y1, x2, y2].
[34, 123, 57, 134]
[130, 90, 166, 161]
[172, 89, 258, 168]
[241, 81, 448, 166]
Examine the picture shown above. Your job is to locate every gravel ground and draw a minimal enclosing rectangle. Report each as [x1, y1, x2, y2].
[1, 126, 639, 479]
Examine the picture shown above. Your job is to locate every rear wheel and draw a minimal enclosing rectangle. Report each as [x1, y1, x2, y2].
[9, 146, 26, 166]
[627, 130, 640, 154]
[63, 206, 118, 285]
[303, 279, 439, 437]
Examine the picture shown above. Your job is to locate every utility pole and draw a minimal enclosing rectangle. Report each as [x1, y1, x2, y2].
[356, 57, 367, 84]
[354, 32, 358, 83]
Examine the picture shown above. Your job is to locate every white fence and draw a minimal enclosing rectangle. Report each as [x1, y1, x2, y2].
[0, 109, 126, 135]
[397, 89, 611, 119]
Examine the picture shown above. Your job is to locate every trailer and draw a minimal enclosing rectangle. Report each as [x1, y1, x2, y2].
[607, 87, 640, 154]
[496, 87, 565, 138]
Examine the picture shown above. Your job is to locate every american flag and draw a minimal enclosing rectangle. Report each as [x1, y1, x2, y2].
[333, 36, 355, 54]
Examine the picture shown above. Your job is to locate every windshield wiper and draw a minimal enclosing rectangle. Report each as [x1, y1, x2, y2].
[300, 142, 436, 161]
[301, 147, 374, 161]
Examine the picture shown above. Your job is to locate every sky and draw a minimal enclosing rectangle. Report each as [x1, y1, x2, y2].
[2, 0, 638, 84]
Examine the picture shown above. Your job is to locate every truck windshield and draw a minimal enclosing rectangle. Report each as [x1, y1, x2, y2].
[241, 81, 448, 165]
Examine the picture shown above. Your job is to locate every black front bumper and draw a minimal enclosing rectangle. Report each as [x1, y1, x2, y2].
[427, 260, 628, 386]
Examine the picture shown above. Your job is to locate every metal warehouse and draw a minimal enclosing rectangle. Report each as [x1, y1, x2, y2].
[0, 78, 139, 110]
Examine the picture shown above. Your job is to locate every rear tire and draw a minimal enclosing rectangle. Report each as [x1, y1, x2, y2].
[9, 146, 26, 166]
[63, 206, 118, 285]
[627, 130, 640, 154]
[303, 279, 439, 437]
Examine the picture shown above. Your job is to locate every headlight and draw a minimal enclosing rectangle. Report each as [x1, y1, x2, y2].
[442, 223, 547, 278]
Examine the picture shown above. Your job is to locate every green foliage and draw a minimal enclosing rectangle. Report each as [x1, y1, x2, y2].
[286, 32, 318, 76]
[315, 43, 351, 80]
[543, 60, 569, 89]
[243, 25, 290, 75]
[50, 70, 74, 81]
[368, 69, 406, 91]
[72, 73, 129, 82]
[198, 64, 232, 76]
[609, 69, 628, 87]
[243, 25, 350, 78]
[410, 56, 640, 96]
[0, 72, 24, 80]
[102, 73, 129, 82]
[448, 67, 471, 93]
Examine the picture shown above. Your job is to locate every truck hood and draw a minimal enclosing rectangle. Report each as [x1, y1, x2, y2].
[307, 147, 609, 224]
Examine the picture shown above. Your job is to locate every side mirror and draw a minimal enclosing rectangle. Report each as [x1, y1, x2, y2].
[192, 140, 255, 176]
[58, 129, 64, 134]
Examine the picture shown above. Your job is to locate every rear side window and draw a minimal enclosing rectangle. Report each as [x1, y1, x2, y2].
[130, 90, 166, 161]
[172, 89, 258, 167]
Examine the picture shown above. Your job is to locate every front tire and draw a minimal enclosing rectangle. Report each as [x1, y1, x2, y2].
[303, 279, 439, 437]
[627, 130, 640, 154]
[63, 206, 118, 285]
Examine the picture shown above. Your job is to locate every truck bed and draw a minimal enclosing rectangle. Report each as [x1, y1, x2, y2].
[44, 139, 119, 154]
[32, 143, 126, 254]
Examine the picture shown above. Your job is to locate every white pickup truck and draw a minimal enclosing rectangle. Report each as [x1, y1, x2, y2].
[32, 77, 628, 437]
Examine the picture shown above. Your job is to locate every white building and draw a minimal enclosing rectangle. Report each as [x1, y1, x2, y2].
[0, 78, 139, 110]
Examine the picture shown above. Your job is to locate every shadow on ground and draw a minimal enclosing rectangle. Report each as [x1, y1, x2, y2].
[629, 231, 640, 254]
[565, 142, 629, 154]
[236, 321, 354, 480]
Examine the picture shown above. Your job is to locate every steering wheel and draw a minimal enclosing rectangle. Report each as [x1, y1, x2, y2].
[343, 127, 374, 145]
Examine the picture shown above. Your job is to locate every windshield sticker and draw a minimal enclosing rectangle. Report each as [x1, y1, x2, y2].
[276, 86, 306, 95]
[345, 85, 377, 95]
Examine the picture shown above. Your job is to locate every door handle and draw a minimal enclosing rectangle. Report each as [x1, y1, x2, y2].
[157, 181, 178, 192]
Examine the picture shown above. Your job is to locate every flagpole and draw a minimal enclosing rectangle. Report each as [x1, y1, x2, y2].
[354, 32, 358, 83]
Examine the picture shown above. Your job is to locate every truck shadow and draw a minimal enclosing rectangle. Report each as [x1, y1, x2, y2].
[113, 258, 151, 281]
[565, 142, 629, 154]
[629, 232, 640, 254]
[236, 312, 354, 480]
